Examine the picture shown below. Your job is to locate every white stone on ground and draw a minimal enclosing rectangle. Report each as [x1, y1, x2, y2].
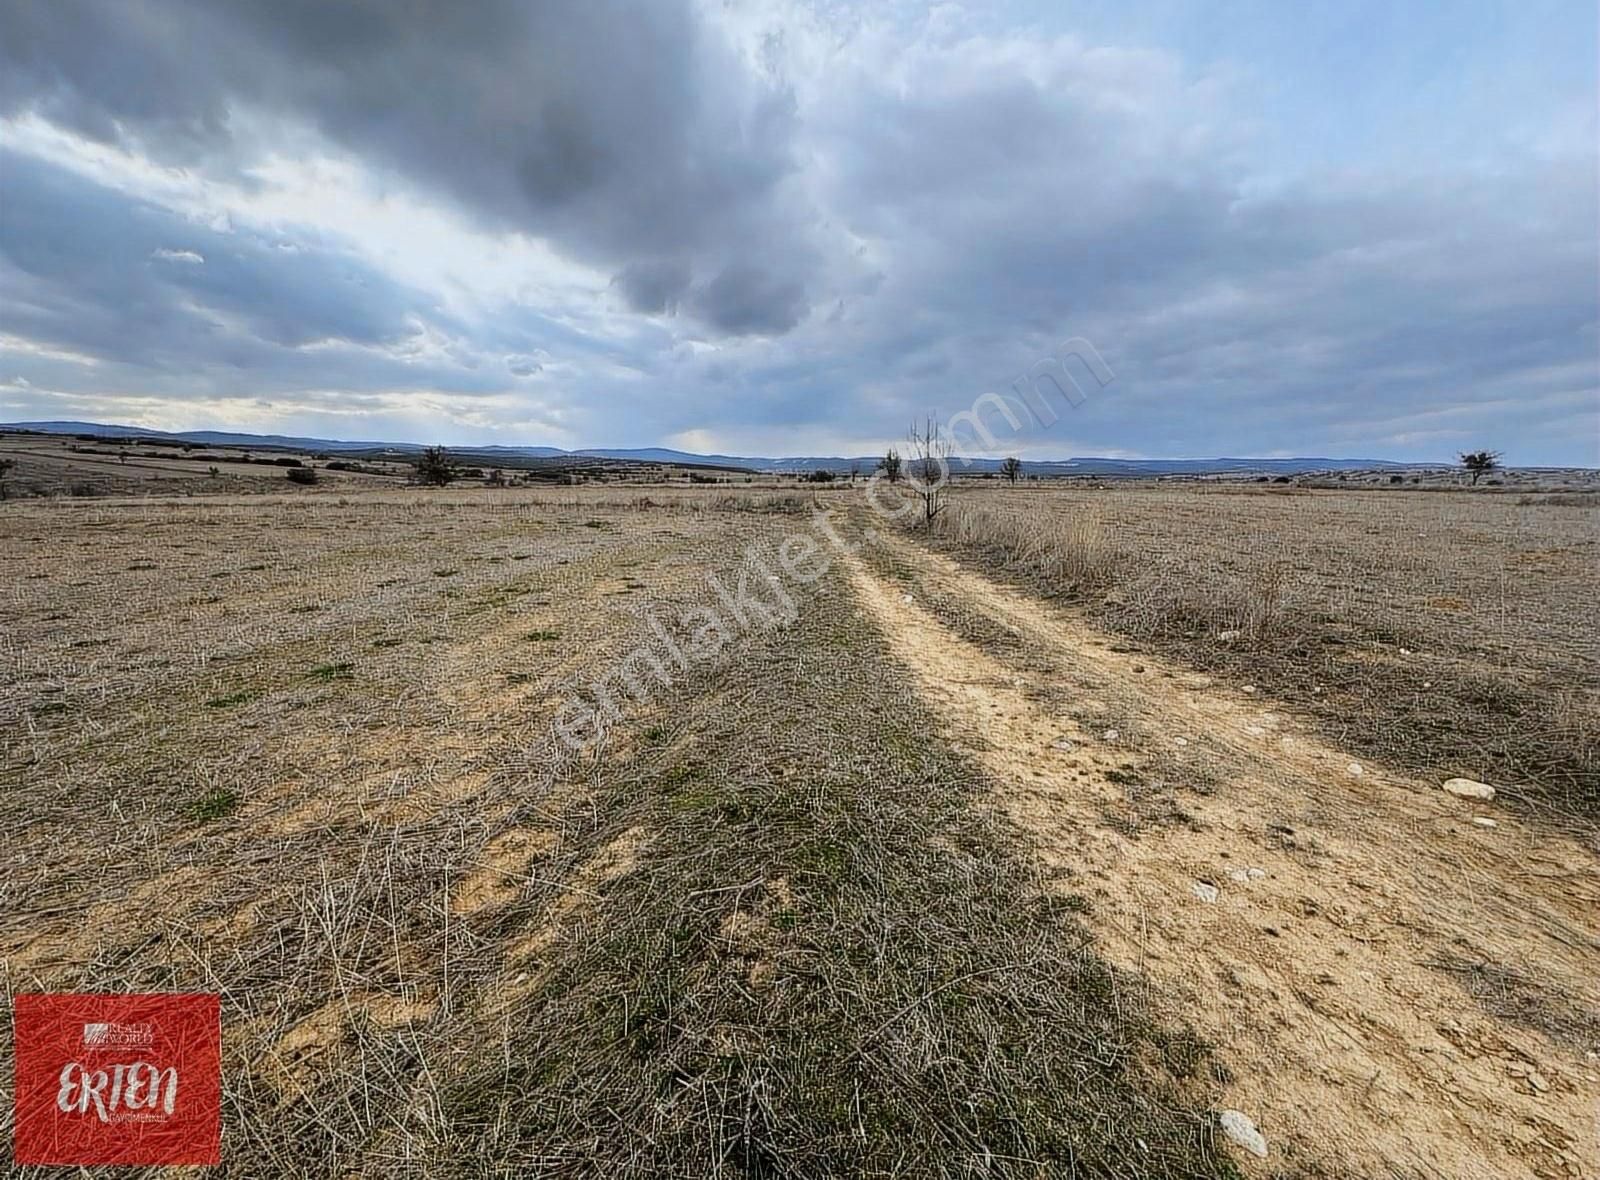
[1218, 1110, 1268, 1158]
[1472, 817, 1497, 828]
[1443, 777, 1495, 800]
[1192, 881, 1220, 903]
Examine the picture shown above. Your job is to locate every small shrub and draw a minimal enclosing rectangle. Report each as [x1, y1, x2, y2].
[188, 787, 239, 822]
[286, 467, 318, 485]
[306, 662, 355, 682]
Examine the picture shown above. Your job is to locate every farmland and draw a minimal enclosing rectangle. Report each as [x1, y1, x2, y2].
[2, 483, 1597, 1177]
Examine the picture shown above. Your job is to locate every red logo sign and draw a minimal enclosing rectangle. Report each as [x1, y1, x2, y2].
[12, 993, 221, 1166]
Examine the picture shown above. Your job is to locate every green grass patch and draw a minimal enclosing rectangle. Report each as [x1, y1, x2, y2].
[305, 661, 355, 682]
[187, 787, 239, 822]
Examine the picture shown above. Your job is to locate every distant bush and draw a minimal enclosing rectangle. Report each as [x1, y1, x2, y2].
[286, 467, 319, 485]
[803, 469, 837, 483]
[273, 457, 304, 467]
[416, 445, 455, 486]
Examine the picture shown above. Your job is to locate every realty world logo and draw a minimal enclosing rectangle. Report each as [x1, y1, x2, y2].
[12, 993, 221, 1165]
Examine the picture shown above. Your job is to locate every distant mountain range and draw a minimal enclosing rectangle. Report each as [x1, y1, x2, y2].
[1, 420, 1429, 478]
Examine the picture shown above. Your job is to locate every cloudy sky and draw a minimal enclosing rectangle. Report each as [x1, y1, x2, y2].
[1, 1, 1595, 463]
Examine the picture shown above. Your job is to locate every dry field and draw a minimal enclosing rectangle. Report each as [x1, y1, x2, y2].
[0, 431, 410, 499]
[2, 483, 1597, 1178]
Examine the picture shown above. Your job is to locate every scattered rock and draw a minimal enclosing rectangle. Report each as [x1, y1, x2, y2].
[1103, 728, 1119, 742]
[1507, 1062, 1550, 1093]
[1229, 867, 1267, 883]
[1218, 629, 1242, 642]
[900, 593, 914, 605]
[1218, 1109, 1268, 1158]
[1347, 762, 1364, 776]
[1051, 739, 1075, 752]
[1242, 684, 1257, 694]
[1192, 881, 1220, 903]
[1173, 736, 1189, 747]
[1472, 817, 1497, 828]
[1443, 777, 1495, 801]
[1133, 664, 1145, 674]
[1245, 724, 1266, 736]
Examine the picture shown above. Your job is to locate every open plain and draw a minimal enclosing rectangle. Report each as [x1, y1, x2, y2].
[2, 482, 1597, 1178]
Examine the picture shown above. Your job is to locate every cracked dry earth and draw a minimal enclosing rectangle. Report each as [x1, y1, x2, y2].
[846, 526, 1600, 1180]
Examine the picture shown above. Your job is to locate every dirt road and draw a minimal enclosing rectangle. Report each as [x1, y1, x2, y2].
[847, 525, 1599, 1179]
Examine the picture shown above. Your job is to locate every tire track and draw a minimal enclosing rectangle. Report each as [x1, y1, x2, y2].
[843, 529, 1600, 1179]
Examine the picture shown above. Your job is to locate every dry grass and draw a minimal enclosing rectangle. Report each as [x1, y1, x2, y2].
[1, 488, 1239, 1177]
[930, 498, 1121, 592]
[919, 484, 1600, 826]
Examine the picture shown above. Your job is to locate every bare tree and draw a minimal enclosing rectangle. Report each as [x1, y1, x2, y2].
[1459, 450, 1501, 485]
[906, 417, 952, 527]
[879, 448, 903, 483]
[1000, 456, 1022, 484]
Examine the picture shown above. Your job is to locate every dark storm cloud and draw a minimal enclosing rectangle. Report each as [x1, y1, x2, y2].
[613, 260, 693, 316]
[690, 264, 809, 336]
[0, 6, 1594, 461]
[0, 0, 813, 335]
